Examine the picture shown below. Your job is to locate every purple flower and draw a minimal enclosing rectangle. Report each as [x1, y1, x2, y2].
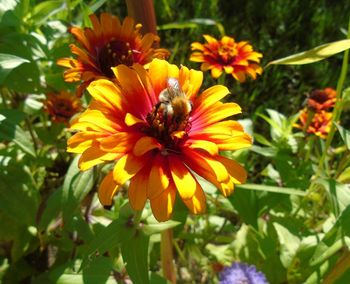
[219, 262, 269, 284]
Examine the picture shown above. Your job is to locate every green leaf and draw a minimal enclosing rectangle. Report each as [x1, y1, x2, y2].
[273, 222, 300, 268]
[0, 109, 36, 156]
[61, 155, 94, 227]
[236, 184, 307, 196]
[316, 178, 350, 216]
[81, 218, 124, 268]
[31, 1, 66, 27]
[0, 53, 30, 69]
[229, 187, 259, 228]
[38, 187, 63, 230]
[309, 206, 350, 266]
[150, 273, 168, 284]
[143, 220, 180, 235]
[338, 167, 350, 184]
[335, 123, 350, 150]
[121, 229, 150, 284]
[266, 39, 350, 66]
[0, 53, 30, 84]
[0, 161, 39, 226]
[82, 257, 113, 284]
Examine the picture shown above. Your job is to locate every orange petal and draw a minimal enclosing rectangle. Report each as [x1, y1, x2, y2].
[98, 171, 120, 206]
[112, 65, 151, 115]
[149, 59, 179, 99]
[185, 139, 218, 156]
[125, 112, 146, 126]
[183, 148, 229, 183]
[79, 147, 119, 171]
[87, 79, 124, 112]
[169, 156, 196, 200]
[133, 136, 161, 156]
[128, 167, 149, 211]
[216, 156, 247, 184]
[150, 182, 176, 222]
[67, 132, 106, 153]
[211, 67, 222, 79]
[100, 132, 140, 153]
[113, 153, 147, 185]
[147, 155, 170, 199]
[182, 181, 206, 214]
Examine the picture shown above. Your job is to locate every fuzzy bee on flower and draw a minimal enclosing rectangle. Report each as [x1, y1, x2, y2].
[149, 78, 193, 141]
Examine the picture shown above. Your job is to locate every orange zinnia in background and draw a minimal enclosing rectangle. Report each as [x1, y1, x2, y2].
[307, 87, 336, 112]
[190, 35, 262, 82]
[67, 59, 252, 221]
[57, 13, 169, 96]
[44, 91, 81, 124]
[295, 109, 332, 139]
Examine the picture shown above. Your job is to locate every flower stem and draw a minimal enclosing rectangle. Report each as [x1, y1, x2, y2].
[316, 16, 350, 177]
[161, 228, 176, 283]
[323, 250, 350, 284]
[133, 209, 143, 229]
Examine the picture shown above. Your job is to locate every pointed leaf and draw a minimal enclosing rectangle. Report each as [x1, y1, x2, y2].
[335, 123, 350, 150]
[121, 229, 150, 284]
[273, 222, 300, 268]
[61, 155, 94, 227]
[267, 39, 350, 66]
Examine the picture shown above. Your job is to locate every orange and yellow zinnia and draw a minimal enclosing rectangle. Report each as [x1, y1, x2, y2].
[67, 59, 252, 221]
[295, 109, 332, 139]
[57, 13, 169, 96]
[190, 35, 262, 82]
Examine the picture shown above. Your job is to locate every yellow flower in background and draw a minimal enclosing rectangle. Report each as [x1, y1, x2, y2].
[190, 35, 263, 82]
[57, 13, 169, 97]
[44, 91, 81, 124]
[67, 59, 252, 222]
[295, 109, 332, 139]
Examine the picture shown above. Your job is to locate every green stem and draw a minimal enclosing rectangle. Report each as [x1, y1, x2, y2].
[217, 73, 226, 86]
[317, 17, 350, 176]
[133, 209, 143, 229]
[25, 118, 38, 155]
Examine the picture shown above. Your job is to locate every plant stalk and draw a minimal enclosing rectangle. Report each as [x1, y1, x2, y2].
[161, 229, 176, 283]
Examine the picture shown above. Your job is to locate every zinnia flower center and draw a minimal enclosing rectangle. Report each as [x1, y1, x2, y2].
[98, 40, 134, 77]
[144, 81, 192, 155]
[309, 90, 329, 104]
[218, 44, 238, 64]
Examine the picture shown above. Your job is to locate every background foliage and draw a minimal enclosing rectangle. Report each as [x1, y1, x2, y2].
[1, 0, 350, 283]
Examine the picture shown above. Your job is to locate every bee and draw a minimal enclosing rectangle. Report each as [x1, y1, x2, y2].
[157, 78, 192, 129]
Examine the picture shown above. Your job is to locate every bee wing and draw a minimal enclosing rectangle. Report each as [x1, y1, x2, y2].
[167, 78, 185, 99]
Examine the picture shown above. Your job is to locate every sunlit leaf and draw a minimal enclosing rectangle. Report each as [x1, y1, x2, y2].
[338, 167, 350, 184]
[61, 155, 94, 227]
[0, 53, 30, 69]
[273, 222, 300, 268]
[266, 39, 350, 66]
[0, 53, 30, 84]
[309, 206, 350, 266]
[236, 184, 307, 196]
[335, 123, 350, 150]
[143, 220, 180, 235]
[31, 1, 66, 26]
[316, 178, 350, 216]
[0, 109, 36, 156]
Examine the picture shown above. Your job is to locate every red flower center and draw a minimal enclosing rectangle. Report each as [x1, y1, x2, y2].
[98, 40, 134, 77]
